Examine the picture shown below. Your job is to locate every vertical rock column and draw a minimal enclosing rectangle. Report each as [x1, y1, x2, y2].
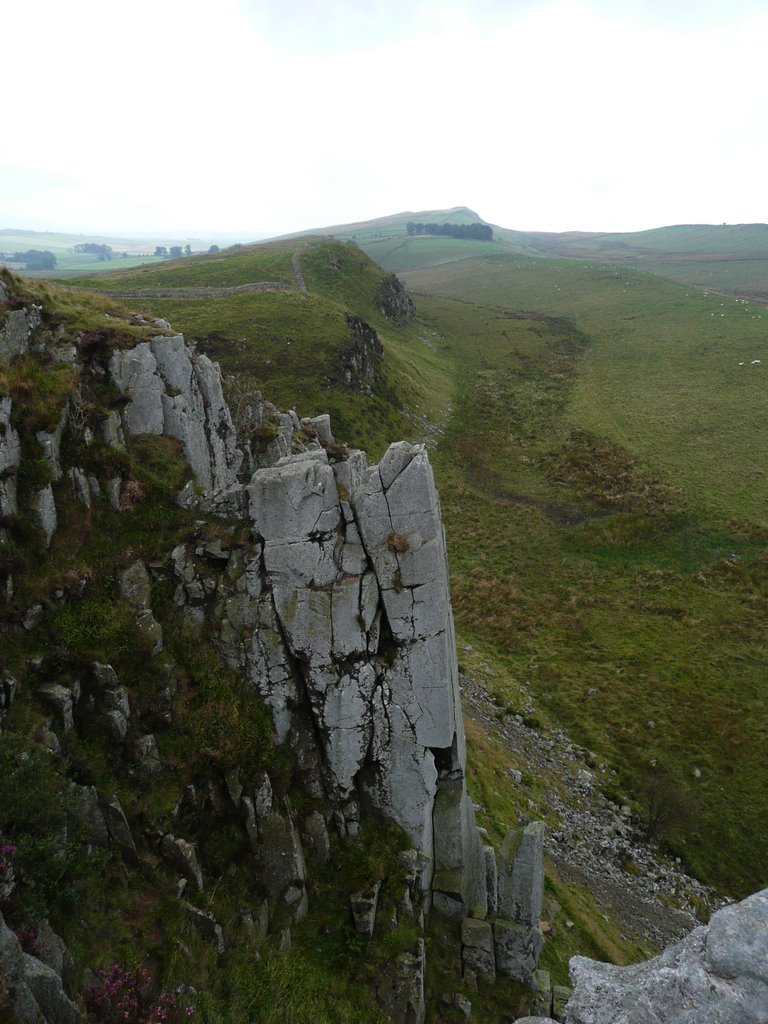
[493, 821, 546, 983]
[354, 442, 486, 911]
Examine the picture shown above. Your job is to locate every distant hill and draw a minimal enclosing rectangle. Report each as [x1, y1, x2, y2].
[294, 209, 768, 299]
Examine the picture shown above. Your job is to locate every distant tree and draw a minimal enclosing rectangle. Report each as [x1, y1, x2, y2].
[154, 246, 167, 257]
[208, 244, 220, 254]
[184, 244, 192, 257]
[74, 243, 112, 258]
[13, 249, 57, 270]
[168, 246, 183, 259]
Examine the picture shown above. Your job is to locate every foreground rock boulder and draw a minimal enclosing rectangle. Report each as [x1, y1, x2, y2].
[565, 888, 768, 1024]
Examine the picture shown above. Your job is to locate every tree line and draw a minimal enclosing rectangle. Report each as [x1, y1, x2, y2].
[405, 221, 493, 241]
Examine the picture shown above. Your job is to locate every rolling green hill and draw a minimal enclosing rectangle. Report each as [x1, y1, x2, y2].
[301, 208, 768, 299]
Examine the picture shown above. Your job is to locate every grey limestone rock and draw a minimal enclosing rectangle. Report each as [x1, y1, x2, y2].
[432, 778, 487, 919]
[484, 844, 498, 915]
[101, 685, 131, 742]
[72, 785, 110, 846]
[0, 303, 42, 367]
[0, 909, 81, 1024]
[36, 683, 74, 732]
[118, 560, 152, 607]
[34, 920, 73, 981]
[351, 880, 382, 939]
[109, 342, 165, 435]
[259, 806, 308, 924]
[494, 918, 544, 985]
[301, 810, 331, 864]
[376, 939, 426, 1024]
[101, 795, 138, 865]
[462, 918, 496, 982]
[101, 409, 125, 449]
[498, 821, 545, 927]
[565, 888, 768, 1024]
[0, 396, 21, 517]
[182, 902, 225, 953]
[33, 485, 57, 548]
[67, 467, 91, 507]
[35, 406, 67, 483]
[301, 413, 335, 446]
[132, 733, 162, 778]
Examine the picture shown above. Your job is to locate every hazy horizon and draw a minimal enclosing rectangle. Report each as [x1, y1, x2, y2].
[4, 0, 767, 238]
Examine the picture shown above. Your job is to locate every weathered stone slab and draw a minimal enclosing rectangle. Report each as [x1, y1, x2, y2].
[462, 918, 496, 982]
[498, 821, 545, 927]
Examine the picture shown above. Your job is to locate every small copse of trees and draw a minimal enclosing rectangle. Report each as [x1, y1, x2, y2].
[12, 250, 57, 270]
[74, 243, 113, 260]
[406, 221, 492, 241]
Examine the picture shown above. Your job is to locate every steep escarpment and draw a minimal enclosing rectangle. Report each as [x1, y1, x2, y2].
[0, 273, 547, 1023]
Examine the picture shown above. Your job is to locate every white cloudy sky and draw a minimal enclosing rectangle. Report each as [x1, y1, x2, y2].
[2, 0, 767, 237]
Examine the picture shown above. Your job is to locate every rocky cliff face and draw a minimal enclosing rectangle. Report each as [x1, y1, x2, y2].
[0, 284, 546, 1022]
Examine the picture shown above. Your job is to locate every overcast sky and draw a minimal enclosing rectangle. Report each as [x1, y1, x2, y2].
[3, 0, 767, 237]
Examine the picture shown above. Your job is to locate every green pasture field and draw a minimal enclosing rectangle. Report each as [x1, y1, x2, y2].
[394, 253, 768, 896]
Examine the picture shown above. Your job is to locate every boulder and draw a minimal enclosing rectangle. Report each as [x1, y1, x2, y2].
[36, 683, 74, 732]
[101, 795, 138, 865]
[0, 303, 42, 367]
[0, 909, 80, 1024]
[498, 822, 545, 927]
[565, 888, 768, 1024]
[182, 902, 225, 953]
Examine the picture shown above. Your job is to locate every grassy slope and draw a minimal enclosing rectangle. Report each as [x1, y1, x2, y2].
[392, 251, 768, 897]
